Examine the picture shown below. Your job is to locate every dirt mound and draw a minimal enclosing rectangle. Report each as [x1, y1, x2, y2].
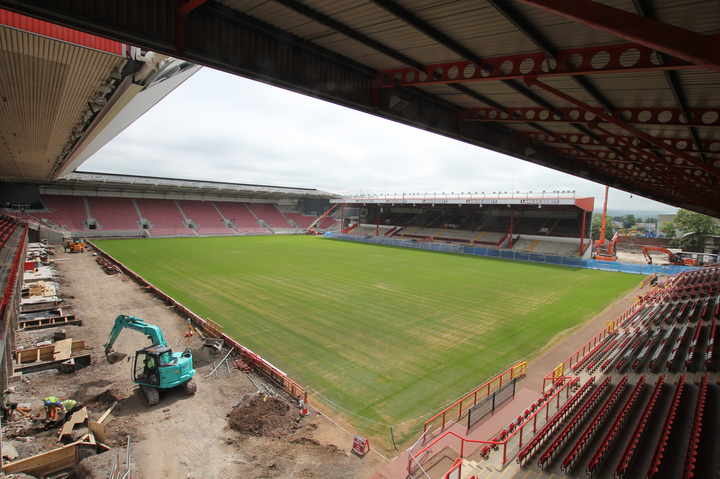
[228, 394, 298, 438]
[87, 388, 123, 407]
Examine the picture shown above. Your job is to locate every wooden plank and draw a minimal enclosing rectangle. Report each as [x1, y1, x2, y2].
[17, 316, 81, 331]
[2, 443, 78, 475]
[14, 341, 86, 364]
[3, 433, 100, 475]
[14, 353, 91, 374]
[52, 339, 73, 361]
[58, 407, 88, 441]
[88, 421, 107, 444]
[97, 401, 118, 425]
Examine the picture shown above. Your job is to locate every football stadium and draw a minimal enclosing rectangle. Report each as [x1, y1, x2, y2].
[1, 2, 720, 479]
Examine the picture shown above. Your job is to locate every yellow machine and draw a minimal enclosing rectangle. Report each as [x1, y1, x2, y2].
[64, 239, 85, 253]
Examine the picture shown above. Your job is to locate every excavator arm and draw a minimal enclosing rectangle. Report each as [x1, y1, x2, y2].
[104, 314, 169, 358]
[641, 246, 681, 265]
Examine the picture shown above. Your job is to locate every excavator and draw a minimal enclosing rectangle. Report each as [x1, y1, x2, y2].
[640, 246, 720, 266]
[104, 315, 196, 405]
[641, 245, 686, 265]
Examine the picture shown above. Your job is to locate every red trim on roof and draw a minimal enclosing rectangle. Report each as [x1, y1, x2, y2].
[575, 197, 595, 212]
[0, 9, 124, 56]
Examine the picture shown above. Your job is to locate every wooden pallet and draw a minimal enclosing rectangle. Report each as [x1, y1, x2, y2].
[17, 313, 81, 331]
[14, 340, 86, 364]
[14, 353, 91, 374]
[20, 300, 63, 314]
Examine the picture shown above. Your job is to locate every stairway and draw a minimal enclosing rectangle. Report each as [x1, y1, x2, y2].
[174, 200, 199, 236]
[212, 202, 239, 233]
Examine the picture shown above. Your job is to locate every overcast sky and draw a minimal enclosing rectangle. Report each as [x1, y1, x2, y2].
[83, 67, 677, 212]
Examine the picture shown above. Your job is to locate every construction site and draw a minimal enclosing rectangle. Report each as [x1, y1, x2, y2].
[1, 1, 720, 479]
[1, 240, 385, 478]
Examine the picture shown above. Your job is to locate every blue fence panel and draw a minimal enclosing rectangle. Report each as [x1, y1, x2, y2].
[323, 232, 698, 275]
[548, 256, 565, 266]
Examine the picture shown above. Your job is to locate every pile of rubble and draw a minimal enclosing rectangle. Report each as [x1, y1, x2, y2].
[228, 393, 300, 438]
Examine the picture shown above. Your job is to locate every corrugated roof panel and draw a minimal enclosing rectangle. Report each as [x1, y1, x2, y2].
[653, 0, 720, 34]
[677, 71, 720, 107]
[0, 8, 125, 56]
[0, 26, 125, 180]
[525, 77, 602, 106]
[398, 0, 542, 59]
[502, 0, 636, 50]
[225, 1, 335, 38]
[217, 0, 276, 16]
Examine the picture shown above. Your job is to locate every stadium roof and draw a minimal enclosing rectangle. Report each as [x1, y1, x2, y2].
[0, 9, 199, 181]
[45, 171, 337, 199]
[334, 194, 594, 211]
[1, 1, 719, 216]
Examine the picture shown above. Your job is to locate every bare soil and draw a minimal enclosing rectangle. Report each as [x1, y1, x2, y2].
[3, 250, 383, 478]
[228, 394, 297, 438]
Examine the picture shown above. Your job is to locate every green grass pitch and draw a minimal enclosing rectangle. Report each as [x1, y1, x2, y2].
[95, 236, 640, 443]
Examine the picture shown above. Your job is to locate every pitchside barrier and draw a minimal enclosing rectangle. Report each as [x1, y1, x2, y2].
[87, 241, 307, 404]
[408, 376, 580, 476]
[422, 362, 527, 439]
[324, 232, 697, 275]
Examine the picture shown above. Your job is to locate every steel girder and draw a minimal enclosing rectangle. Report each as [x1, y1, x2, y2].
[378, 42, 702, 88]
[464, 107, 720, 129]
[520, 131, 720, 157]
[515, 0, 720, 70]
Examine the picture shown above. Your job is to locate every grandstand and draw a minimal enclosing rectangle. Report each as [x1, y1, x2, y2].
[3, 172, 339, 238]
[335, 194, 594, 258]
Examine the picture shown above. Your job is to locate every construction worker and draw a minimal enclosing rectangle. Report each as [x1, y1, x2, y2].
[61, 399, 81, 424]
[43, 396, 63, 422]
[43, 396, 81, 424]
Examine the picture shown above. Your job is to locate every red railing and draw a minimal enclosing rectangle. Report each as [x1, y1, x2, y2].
[0, 224, 26, 316]
[422, 361, 527, 437]
[443, 458, 462, 479]
[410, 376, 578, 474]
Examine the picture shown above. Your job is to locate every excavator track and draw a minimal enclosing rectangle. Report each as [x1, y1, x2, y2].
[142, 386, 160, 406]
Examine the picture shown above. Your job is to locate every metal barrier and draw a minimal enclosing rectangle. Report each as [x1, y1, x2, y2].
[466, 378, 517, 431]
[88, 241, 308, 404]
[324, 232, 697, 275]
[409, 377, 579, 473]
[422, 362, 527, 438]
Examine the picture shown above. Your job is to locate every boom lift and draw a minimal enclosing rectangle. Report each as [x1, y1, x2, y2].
[593, 186, 618, 261]
[104, 315, 196, 405]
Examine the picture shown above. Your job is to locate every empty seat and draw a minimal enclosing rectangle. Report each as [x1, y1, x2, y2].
[178, 200, 232, 235]
[215, 202, 267, 233]
[136, 199, 191, 236]
[35, 195, 88, 231]
[87, 197, 140, 231]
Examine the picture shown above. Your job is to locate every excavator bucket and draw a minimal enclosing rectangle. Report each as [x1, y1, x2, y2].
[105, 350, 127, 364]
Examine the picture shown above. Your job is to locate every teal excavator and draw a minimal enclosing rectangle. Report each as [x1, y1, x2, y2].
[104, 315, 197, 406]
